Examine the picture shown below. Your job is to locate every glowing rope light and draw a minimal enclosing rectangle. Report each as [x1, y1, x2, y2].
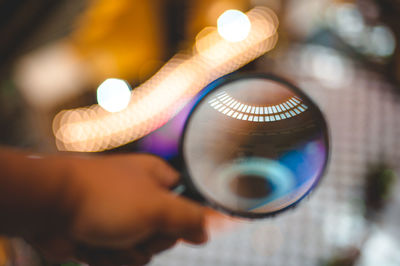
[208, 91, 307, 122]
[217, 9, 251, 42]
[53, 7, 278, 152]
[97, 78, 131, 113]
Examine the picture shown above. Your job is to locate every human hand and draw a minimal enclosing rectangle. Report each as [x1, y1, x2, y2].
[27, 153, 207, 266]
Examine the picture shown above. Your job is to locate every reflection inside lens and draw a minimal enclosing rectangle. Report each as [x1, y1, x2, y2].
[183, 76, 328, 215]
[209, 91, 308, 122]
[230, 175, 272, 199]
[212, 157, 296, 212]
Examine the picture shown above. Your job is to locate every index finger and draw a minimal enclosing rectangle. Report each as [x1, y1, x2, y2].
[155, 192, 207, 244]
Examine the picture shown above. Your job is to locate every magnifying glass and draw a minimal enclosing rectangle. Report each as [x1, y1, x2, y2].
[174, 73, 329, 218]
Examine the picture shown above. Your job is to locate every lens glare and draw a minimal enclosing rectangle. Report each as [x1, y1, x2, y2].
[183, 76, 328, 216]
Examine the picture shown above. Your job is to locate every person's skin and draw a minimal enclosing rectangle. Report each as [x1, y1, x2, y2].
[0, 148, 207, 266]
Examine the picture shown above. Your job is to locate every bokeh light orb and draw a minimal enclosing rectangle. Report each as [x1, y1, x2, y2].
[217, 9, 251, 42]
[97, 78, 131, 112]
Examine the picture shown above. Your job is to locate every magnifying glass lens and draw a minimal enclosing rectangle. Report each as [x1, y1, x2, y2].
[182, 76, 328, 217]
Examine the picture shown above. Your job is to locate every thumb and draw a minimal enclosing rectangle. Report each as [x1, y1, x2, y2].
[156, 192, 207, 244]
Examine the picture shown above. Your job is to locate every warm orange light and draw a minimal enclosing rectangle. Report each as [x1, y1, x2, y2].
[53, 7, 279, 152]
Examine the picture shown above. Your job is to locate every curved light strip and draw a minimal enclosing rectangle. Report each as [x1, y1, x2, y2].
[53, 7, 279, 152]
[209, 91, 308, 122]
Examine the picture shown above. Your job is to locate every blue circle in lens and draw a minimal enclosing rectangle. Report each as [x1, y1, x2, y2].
[214, 157, 296, 212]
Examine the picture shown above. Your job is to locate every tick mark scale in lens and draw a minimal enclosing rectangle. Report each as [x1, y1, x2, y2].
[208, 91, 308, 122]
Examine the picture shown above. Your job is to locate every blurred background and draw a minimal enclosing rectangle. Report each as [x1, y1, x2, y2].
[0, 0, 400, 265]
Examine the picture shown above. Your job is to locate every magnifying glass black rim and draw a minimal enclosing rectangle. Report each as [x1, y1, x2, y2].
[179, 72, 330, 219]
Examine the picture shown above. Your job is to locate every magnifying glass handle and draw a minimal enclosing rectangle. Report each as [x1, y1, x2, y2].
[171, 183, 187, 195]
[171, 180, 206, 204]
